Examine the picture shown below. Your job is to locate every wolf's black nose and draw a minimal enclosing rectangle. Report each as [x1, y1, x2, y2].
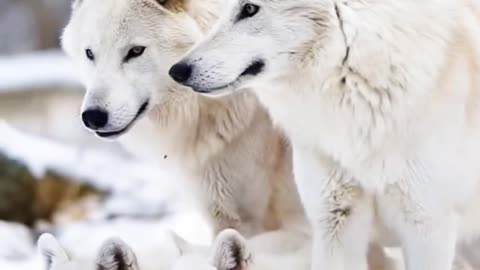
[169, 62, 193, 84]
[82, 109, 109, 130]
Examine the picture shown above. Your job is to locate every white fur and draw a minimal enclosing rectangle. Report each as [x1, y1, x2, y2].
[170, 229, 313, 270]
[175, 0, 480, 269]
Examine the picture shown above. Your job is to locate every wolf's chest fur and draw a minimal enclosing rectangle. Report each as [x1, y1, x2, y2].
[259, 61, 478, 203]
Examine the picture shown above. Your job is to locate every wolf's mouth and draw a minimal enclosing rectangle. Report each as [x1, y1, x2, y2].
[193, 60, 265, 96]
[95, 101, 149, 138]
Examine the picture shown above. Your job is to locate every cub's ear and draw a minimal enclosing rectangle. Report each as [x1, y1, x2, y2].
[211, 229, 251, 270]
[169, 230, 194, 255]
[96, 238, 139, 270]
[37, 233, 71, 269]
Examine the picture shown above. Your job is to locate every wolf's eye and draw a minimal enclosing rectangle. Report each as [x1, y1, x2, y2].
[124, 46, 146, 62]
[85, 49, 95, 61]
[238, 3, 260, 21]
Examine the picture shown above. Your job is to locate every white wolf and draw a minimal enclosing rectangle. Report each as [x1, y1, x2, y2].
[171, 0, 480, 270]
[61, 0, 307, 237]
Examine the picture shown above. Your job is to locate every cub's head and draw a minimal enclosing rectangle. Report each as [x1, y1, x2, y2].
[37, 233, 140, 270]
[62, 0, 203, 139]
[171, 229, 252, 270]
[170, 0, 347, 96]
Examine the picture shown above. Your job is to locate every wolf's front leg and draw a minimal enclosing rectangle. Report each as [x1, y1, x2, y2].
[378, 186, 458, 270]
[293, 146, 372, 270]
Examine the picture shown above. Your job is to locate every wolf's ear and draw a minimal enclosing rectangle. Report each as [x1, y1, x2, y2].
[169, 230, 193, 255]
[211, 229, 251, 270]
[153, 0, 188, 11]
[96, 238, 139, 270]
[37, 233, 71, 269]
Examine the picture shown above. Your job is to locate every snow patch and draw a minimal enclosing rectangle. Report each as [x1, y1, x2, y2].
[0, 50, 81, 92]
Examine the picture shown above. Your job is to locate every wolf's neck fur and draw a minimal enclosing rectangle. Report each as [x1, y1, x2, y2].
[147, 87, 261, 168]
[143, 0, 264, 169]
[184, 0, 219, 32]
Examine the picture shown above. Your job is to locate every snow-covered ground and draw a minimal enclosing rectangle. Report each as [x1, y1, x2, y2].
[0, 212, 211, 270]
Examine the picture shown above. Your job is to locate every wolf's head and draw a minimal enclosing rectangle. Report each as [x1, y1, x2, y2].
[62, 0, 206, 139]
[37, 233, 140, 270]
[169, 0, 347, 96]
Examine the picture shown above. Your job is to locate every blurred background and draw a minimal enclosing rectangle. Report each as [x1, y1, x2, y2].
[0, 1, 211, 269]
